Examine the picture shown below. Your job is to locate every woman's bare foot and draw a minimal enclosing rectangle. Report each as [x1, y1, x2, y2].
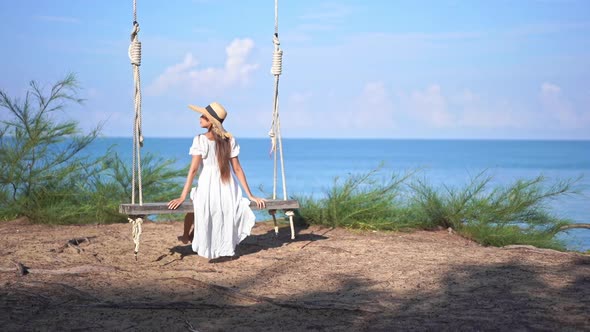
[177, 235, 190, 244]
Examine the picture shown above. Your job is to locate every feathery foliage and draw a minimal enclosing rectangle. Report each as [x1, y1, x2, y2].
[0, 75, 184, 224]
[295, 168, 422, 230]
[296, 167, 578, 250]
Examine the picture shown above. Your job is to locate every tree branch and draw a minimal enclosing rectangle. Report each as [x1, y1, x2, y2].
[558, 223, 590, 232]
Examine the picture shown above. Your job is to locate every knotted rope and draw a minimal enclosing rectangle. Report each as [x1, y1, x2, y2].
[267, 0, 295, 240]
[128, 0, 144, 258]
[128, 217, 143, 260]
[268, 0, 288, 201]
[129, 0, 143, 206]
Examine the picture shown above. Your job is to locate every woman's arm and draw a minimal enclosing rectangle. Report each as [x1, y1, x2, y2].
[168, 154, 202, 209]
[230, 156, 266, 208]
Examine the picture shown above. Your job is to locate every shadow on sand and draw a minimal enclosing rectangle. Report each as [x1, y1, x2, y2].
[165, 224, 329, 262]
[2, 227, 588, 331]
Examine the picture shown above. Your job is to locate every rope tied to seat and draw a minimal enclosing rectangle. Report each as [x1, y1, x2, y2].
[128, 0, 144, 258]
[128, 217, 143, 260]
[268, 0, 288, 202]
[129, 0, 144, 207]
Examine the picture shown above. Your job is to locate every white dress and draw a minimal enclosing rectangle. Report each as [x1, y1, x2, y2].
[189, 134, 256, 259]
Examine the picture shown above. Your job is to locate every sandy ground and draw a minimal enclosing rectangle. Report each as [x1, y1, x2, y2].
[0, 218, 589, 332]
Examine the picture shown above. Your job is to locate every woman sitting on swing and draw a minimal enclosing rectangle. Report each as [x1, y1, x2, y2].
[168, 102, 266, 260]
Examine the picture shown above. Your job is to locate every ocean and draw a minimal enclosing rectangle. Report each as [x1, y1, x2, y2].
[92, 137, 590, 251]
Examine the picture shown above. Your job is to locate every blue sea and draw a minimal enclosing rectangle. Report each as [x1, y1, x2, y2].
[92, 138, 590, 251]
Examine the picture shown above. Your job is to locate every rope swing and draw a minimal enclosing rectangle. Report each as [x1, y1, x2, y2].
[268, 0, 296, 239]
[268, 0, 286, 201]
[128, 0, 144, 260]
[119, 1, 300, 257]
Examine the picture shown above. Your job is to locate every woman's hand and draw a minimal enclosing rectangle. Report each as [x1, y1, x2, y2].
[168, 197, 185, 210]
[249, 196, 266, 209]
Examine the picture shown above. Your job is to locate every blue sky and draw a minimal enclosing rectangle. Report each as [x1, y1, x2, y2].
[1, 0, 589, 139]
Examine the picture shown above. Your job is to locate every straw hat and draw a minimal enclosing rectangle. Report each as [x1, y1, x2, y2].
[188, 102, 232, 138]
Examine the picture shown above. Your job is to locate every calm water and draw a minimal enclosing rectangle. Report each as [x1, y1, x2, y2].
[92, 138, 590, 251]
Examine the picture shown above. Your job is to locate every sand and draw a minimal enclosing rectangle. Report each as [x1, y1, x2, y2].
[1, 218, 589, 331]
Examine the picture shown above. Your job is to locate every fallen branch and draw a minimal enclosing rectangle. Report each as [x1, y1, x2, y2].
[558, 223, 590, 232]
[51, 236, 97, 253]
[501, 245, 572, 255]
[184, 320, 199, 332]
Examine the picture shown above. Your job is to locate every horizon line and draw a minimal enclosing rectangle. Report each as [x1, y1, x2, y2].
[94, 136, 590, 142]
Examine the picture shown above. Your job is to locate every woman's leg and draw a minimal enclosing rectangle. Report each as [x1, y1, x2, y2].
[178, 212, 194, 244]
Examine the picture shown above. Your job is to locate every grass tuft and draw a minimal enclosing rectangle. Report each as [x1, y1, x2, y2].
[295, 168, 578, 250]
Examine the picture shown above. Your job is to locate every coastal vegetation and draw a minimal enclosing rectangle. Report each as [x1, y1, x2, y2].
[295, 168, 578, 250]
[0, 75, 184, 224]
[0, 75, 582, 251]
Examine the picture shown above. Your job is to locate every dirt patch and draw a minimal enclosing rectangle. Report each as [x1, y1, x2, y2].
[1, 219, 588, 331]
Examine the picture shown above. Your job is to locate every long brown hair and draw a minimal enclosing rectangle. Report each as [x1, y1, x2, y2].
[213, 131, 231, 183]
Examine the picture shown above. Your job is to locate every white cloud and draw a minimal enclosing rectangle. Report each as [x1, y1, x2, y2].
[405, 85, 453, 128]
[280, 92, 315, 129]
[279, 81, 395, 137]
[355, 82, 395, 129]
[451, 89, 480, 105]
[541, 82, 561, 94]
[221, 79, 589, 139]
[147, 38, 259, 97]
[280, 83, 532, 137]
[459, 105, 523, 129]
[453, 90, 524, 129]
[539, 82, 587, 128]
[224, 39, 259, 83]
[148, 53, 198, 94]
[398, 86, 533, 131]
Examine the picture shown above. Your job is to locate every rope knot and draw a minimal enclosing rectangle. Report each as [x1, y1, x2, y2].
[271, 34, 283, 76]
[128, 217, 143, 258]
[271, 49, 283, 76]
[129, 40, 142, 66]
[130, 22, 140, 41]
[268, 129, 277, 154]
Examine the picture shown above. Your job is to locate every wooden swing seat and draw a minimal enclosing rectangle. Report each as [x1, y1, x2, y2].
[119, 199, 300, 239]
[119, 200, 299, 215]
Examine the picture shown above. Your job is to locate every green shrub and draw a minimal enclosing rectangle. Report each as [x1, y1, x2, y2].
[410, 172, 573, 234]
[89, 152, 187, 223]
[0, 74, 184, 224]
[295, 168, 577, 250]
[294, 168, 419, 230]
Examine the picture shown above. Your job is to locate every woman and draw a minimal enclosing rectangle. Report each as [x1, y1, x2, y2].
[168, 102, 265, 259]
